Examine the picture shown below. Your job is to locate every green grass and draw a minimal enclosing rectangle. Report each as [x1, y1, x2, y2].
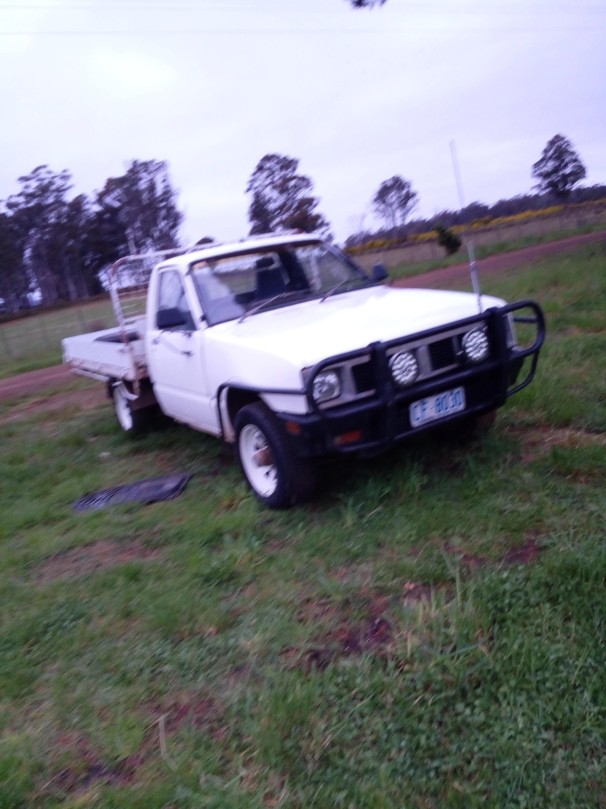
[0, 244, 605, 807]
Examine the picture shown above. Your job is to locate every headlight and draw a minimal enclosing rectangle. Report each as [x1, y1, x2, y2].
[389, 350, 419, 387]
[462, 329, 489, 363]
[312, 370, 341, 404]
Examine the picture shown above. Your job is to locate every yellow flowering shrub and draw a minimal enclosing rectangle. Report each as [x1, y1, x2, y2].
[348, 199, 606, 255]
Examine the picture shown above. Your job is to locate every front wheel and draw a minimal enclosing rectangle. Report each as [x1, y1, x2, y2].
[235, 402, 316, 509]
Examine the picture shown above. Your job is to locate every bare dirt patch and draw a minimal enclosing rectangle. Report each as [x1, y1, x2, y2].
[0, 367, 103, 428]
[445, 536, 545, 569]
[0, 364, 73, 401]
[40, 693, 226, 802]
[286, 584, 434, 672]
[1, 385, 103, 427]
[41, 731, 137, 799]
[506, 423, 606, 465]
[35, 538, 165, 585]
[502, 538, 545, 565]
[146, 692, 225, 737]
[288, 537, 552, 671]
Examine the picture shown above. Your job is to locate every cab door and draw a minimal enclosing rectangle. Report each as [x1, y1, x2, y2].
[146, 268, 219, 434]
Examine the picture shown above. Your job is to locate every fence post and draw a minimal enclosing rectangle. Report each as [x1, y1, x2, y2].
[0, 326, 13, 358]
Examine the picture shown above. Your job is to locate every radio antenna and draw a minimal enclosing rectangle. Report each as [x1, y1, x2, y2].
[450, 140, 482, 312]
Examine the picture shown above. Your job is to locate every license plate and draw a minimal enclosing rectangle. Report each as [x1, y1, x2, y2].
[409, 387, 465, 428]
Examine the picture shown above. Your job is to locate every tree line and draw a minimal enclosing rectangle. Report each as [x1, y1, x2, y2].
[0, 160, 182, 313]
[0, 134, 596, 313]
[347, 134, 591, 246]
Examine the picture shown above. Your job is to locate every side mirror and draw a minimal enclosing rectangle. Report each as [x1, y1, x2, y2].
[372, 262, 389, 282]
[156, 307, 189, 330]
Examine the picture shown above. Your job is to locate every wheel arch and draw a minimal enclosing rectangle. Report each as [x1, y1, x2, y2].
[107, 377, 157, 411]
[221, 386, 264, 443]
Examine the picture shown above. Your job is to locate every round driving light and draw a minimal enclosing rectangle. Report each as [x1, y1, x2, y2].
[389, 350, 419, 387]
[462, 329, 489, 363]
[312, 370, 340, 403]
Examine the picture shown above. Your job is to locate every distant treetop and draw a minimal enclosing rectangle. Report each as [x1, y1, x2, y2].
[246, 153, 331, 237]
[348, 0, 387, 7]
[532, 134, 586, 200]
[372, 176, 418, 232]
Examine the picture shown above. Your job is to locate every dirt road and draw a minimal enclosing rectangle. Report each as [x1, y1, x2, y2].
[0, 230, 603, 403]
[398, 229, 604, 289]
[0, 363, 74, 401]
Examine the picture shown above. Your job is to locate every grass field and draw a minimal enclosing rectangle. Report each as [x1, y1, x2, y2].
[0, 243, 605, 807]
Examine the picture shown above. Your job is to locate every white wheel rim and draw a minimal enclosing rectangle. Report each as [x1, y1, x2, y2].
[114, 386, 133, 431]
[239, 424, 278, 498]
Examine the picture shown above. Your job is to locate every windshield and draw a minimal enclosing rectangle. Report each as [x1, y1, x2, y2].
[190, 242, 371, 325]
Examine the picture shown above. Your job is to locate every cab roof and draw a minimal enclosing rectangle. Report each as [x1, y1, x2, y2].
[157, 232, 323, 271]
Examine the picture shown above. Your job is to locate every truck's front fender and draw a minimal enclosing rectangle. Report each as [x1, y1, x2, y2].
[218, 384, 307, 443]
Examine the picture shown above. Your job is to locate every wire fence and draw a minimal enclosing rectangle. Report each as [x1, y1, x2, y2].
[0, 255, 163, 374]
[0, 297, 116, 373]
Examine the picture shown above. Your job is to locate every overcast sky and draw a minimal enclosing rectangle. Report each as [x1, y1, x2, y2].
[1, 0, 605, 244]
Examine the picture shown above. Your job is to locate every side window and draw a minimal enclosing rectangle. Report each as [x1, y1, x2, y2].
[156, 270, 195, 330]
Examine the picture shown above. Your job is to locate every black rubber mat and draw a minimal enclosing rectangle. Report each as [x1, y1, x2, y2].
[74, 473, 191, 512]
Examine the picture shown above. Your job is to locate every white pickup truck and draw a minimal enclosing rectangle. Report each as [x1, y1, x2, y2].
[62, 232, 545, 508]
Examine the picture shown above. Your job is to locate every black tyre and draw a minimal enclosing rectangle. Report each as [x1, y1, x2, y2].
[235, 402, 316, 509]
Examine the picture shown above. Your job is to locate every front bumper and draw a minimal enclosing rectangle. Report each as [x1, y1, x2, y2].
[277, 300, 545, 458]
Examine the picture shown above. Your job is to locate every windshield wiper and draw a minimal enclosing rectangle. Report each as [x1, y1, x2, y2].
[320, 277, 368, 302]
[239, 290, 306, 322]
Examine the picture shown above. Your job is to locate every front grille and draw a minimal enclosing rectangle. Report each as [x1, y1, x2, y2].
[351, 361, 375, 393]
[428, 337, 457, 370]
[340, 320, 490, 399]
